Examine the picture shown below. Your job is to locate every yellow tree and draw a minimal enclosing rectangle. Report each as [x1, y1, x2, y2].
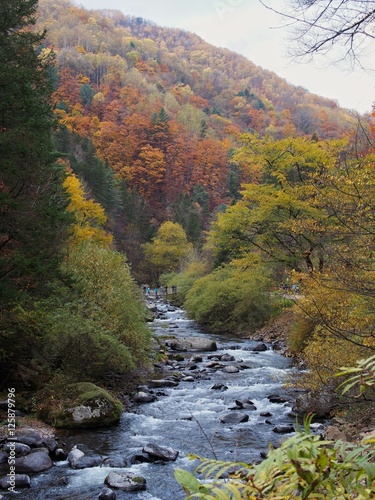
[143, 221, 193, 279]
[63, 172, 113, 248]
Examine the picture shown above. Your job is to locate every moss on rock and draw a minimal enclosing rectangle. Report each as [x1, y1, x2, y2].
[36, 382, 122, 428]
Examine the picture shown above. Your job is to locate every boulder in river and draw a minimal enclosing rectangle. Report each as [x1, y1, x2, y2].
[68, 446, 85, 468]
[211, 383, 228, 391]
[105, 471, 146, 491]
[222, 365, 240, 373]
[102, 455, 127, 468]
[0, 474, 31, 490]
[98, 486, 117, 499]
[166, 337, 217, 351]
[68, 444, 102, 469]
[221, 354, 236, 361]
[273, 425, 295, 434]
[133, 391, 156, 403]
[37, 383, 122, 428]
[142, 443, 179, 461]
[235, 399, 256, 410]
[13, 451, 53, 473]
[252, 343, 268, 352]
[219, 413, 249, 424]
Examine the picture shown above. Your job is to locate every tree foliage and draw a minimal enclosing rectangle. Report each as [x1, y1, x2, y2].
[203, 132, 375, 393]
[0, 0, 69, 301]
[63, 171, 113, 247]
[33, 0, 360, 245]
[143, 221, 193, 278]
[184, 257, 274, 333]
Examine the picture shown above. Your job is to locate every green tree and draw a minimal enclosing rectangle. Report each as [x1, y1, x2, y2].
[80, 82, 95, 106]
[209, 135, 343, 273]
[0, 0, 69, 301]
[143, 221, 193, 279]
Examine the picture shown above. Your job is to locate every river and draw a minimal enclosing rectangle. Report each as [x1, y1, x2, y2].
[21, 300, 298, 499]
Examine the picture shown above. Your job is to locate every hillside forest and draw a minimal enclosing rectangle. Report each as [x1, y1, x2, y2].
[1, 0, 375, 468]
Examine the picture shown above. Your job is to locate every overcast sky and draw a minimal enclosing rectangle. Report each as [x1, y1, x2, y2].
[74, 0, 375, 114]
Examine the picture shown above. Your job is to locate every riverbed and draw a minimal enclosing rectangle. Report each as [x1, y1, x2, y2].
[17, 301, 298, 499]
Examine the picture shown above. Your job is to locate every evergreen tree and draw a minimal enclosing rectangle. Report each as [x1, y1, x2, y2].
[0, 0, 69, 301]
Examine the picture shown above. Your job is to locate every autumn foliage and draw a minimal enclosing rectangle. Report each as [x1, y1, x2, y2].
[35, 0, 361, 234]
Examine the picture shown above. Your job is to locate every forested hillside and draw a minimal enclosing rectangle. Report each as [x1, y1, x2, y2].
[34, 0, 363, 275]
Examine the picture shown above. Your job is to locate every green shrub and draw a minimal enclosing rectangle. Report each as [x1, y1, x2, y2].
[2, 243, 152, 386]
[184, 262, 273, 333]
[161, 254, 209, 303]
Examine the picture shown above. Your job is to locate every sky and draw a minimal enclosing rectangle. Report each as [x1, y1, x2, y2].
[74, 0, 375, 114]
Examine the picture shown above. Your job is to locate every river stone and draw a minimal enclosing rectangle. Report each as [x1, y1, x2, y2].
[133, 391, 155, 403]
[98, 486, 117, 499]
[222, 365, 240, 373]
[74, 455, 102, 469]
[235, 398, 254, 407]
[252, 343, 268, 352]
[6, 435, 41, 447]
[105, 471, 146, 491]
[54, 448, 68, 461]
[273, 425, 295, 434]
[29, 447, 49, 455]
[37, 383, 122, 428]
[0, 474, 31, 489]
[190, 355, 203, 362]
[211, 383, 228, 391]
[68, 446, 85, 468]
[127, 451, 152, 464]
[148, 379, 178, 388]
[13, 451, 53, 473]
[143, 443, 179, 461]
[2, 442, 31, 457]
[68, 444, 102, 469]
[35, 437, 59, 453]
[102, 455, 127, 468]
[221, 354, 236, 361]
[0, 452, 8, 464]
[228, 403, 242, 410]
[235, 399, 257, 410]
[166, 337, 217, 351]
[267, 394, 289, 404]
[182, 376, 195, 382]
[185, 362, 198, 370]
[219, 413, 249, 424]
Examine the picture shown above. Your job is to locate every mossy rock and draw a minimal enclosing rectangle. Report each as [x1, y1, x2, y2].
[37, 382, 122, 428]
